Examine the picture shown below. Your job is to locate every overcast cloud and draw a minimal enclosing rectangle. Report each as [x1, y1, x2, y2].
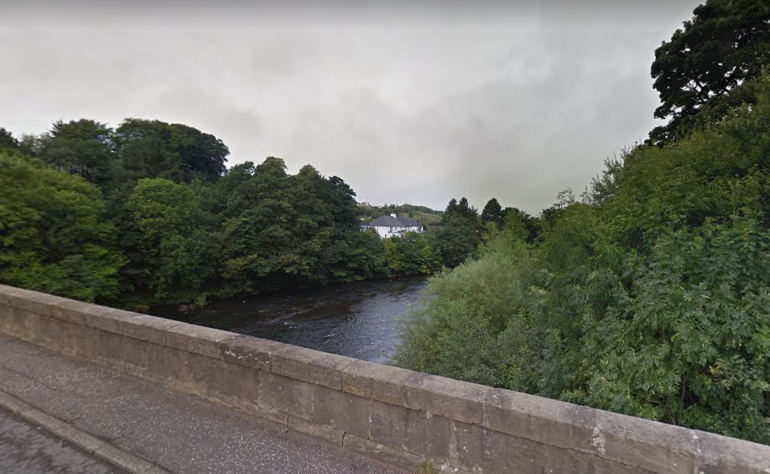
[1, 1, 700, 213]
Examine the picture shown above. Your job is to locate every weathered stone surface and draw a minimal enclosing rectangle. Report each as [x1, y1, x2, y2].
[146, 343, 185, 381]
[117, 315, 182, 346]
[343, 433, 424, 470]
[50, 300, 90, 325]
[404, 373, 488, 425]
[370, 401, 452, 461]
[219, 335, 286, 370]
[289, 415, 345, 445]
[0, 306, 28, 340]
[342, 360, 417, 406]
[21, 312, 68, 350]
[181, 351, 259, 406]
[314, 385, 371, 438]
[0, 285, 68, 318]
[454, 420, 655, 474]
[84, 306, 144, 335]
[694, 430, 770, 474]
[165, 323, 237, 360]
[96, 330, 148, 370]
[272, 346, 356, 390]
[484, 388, 596, 452]
[592, 409, 695, 474]
[259, 371, 315, 420]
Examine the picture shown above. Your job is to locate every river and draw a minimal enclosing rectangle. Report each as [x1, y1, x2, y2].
[150, 276, 428, 364]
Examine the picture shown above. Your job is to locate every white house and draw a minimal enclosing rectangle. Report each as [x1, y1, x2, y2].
[361, 213, 424, 238]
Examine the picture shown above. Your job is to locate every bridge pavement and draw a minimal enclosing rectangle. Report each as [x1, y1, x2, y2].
[0, 334, 408, 474]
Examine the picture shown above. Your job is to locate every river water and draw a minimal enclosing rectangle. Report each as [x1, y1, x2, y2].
[151, 276, 428, 364]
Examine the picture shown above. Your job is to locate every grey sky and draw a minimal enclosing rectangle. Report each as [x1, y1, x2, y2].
[0, 1, 700, 214]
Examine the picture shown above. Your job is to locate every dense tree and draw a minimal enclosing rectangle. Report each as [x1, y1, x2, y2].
[0, 128, 19, 151]
[115, 119, 229, 185]
[480, 197, 503, 227]
[0, 151, 122, 302]
[435, 197, 481, 267]
[383, 232, 441, 276]
[649, 0, 770, 144]
[124, 178, 221, 304]
[37, 120, 117, 189]
[219, 157, 370, 293]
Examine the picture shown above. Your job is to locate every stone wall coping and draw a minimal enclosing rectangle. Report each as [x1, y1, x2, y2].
[1, 284, 769, 473]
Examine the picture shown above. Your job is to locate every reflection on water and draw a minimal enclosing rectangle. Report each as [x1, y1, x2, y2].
[150, 276, 428, 363]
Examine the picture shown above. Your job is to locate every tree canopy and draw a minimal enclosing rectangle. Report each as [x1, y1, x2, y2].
[649, 0, 770, 144]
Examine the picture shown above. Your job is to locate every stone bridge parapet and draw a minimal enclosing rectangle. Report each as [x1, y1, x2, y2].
[0, 284, 768, 473]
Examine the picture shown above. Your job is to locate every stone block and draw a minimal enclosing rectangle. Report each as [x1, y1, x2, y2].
[370, 401, 452, 461]
[258, 372, 315, 420]
[692, 430, 770, 474]
[404, 373, 488, 425]
[592, 409, 695, 473]
[96, 330, 148, 370]
[272, 345, 356, 390]
[0, 305, 28, 339]
[0, 286, 68, 318]
[342, 360, 417, 407]
[50, 300, 90, 325]
[343, 433, 424, 470]
[117, 315, 182, 346]
[146, 343, 186, 382]
[288, 415, 344, 445]
[165, 324, 236, 360]
[63, 323, 100, 359]
[84, 306, 140, 332]
[25, 313, 72, 351]
[181, 352, 259, 406]
[484, 388, 596, 452]
[454, 420, 652, 474]
[313, 385, 371, 438]
[219, 335, 286, 371]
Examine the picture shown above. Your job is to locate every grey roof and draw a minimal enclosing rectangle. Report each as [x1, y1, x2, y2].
[364, 215, 423, 228]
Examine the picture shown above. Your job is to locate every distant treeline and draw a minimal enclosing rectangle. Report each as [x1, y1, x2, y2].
[0, 119, 552, 309]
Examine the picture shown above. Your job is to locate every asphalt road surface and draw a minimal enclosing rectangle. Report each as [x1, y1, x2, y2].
[0, 406, 123, 474]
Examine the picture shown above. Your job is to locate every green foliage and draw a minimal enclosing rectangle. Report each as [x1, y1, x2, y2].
[125, 178, 222, 304]
[37, 120, 118, 189]
[480, 197, 503, 226]
[395, 75, 770, 444]
[434, 197, 482, 268]
[0, 128, 20, 151]
[0, 151, 122, 302]
[115, 118, 229, 185]
[649, 0, 770, 144]
[0, 118, 460, 307]
[361, 203, 442, 225]
[383, 232, 441, 276]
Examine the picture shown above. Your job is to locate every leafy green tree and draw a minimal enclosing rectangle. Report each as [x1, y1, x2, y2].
[334, 230, 387, 281]
[649, 0, 770, 144]
[115, 119, 228, 185]
[383, 232, 441, 276]
[0, 151, 122, 302]
[435, 197, 481, 267]
[480, 197, 503, 227]
[124, 178, 222, 303]
[0, 128, 19, 151]
[37, 120, 118, 189]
